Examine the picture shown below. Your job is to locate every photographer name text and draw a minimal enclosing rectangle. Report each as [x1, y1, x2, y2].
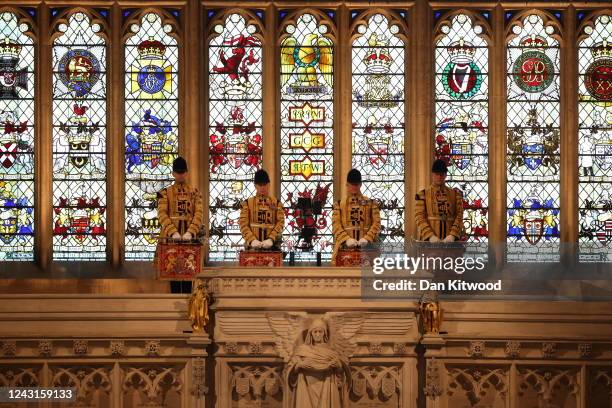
[372, 279, 503, 292]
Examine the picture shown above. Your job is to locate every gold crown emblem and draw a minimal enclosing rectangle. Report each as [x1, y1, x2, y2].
[220, 78, 251, 98]
[141, 133, 161, 145]
[137, 37, 166, 59]
[363, 34, 392, 74]
[0, 38, 21, 59]
[366, 132, 391, 146]
[591, 40, 611, 60]
[448, 38, 476, 64]
[67, 130, 93, 145]
[66, 114, 94, 145]
[520, 34, 548, 50]
[137, 117, 163, 144]
[226, 133, 245, 146]
[0, 132, 16, 144]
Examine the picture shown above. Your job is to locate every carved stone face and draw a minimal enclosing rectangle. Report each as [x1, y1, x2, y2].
[310, 327, 325, 344]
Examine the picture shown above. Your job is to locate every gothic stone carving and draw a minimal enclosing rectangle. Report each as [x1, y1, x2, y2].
[447, 366, 508, 407]
[393, 342, 408, 355]
[248, 342, 263, 355]
[110, 340, 126, 356]
[231, 365, 283, 401]
[122, 366, 183, 408]
[144, 340, 161, 356]
[368, 342, 383, 355]
[351, 365, 401, 402]
[51, 366, 112, 407]
[2, 340, 16, 356]
[590, 367, 612, 406]
[268, 312, 364, 408]
[73, 340, 88, 355]
[505, 341, 520, 358]
[541, 342, 557, 359]
[423, 358, 442, 398]
[38, 340, 53, 357]
[468, 340, 485, 358]
[191, 358, 207, 398]
[518, 367, 579, 407]
[210, 277, 362, 296]
[578, 343, 592, 358]
[224, 342, 239, 354]
[0, 367, 39, 387]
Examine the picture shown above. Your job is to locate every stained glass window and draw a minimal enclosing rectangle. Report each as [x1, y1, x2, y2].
[352, 13, 405, 244]
[506, 14, 560, 261]
[578, 14, 611, 262]
[434, 13, 489, 242]
[280, 13, 334, 260]
[52, 12, 107, 260]
[208, 13, 262, 261]
[0, 12, 34, 261]
[124, 13, 178, 260]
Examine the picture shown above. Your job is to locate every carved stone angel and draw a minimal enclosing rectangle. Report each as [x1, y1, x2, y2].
[268, 313, 363, 408]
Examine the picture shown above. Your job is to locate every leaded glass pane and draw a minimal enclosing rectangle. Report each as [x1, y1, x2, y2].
[52, 12, 107, 260]
[208, 13, 263, 262]
[280, 13, 334, 261]
[124, 13, 178, 260]
[578, 14, 611, 262]
[0, 12, 34, 261]
[506, 14, 561, 262]
[352, 14, 406, 244]
[435, 13, 489, 243]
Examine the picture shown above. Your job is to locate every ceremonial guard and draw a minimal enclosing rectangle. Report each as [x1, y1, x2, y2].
[332, 169, 381, 265]
[239, 169, 285, 249]
[415, 159, 464, 242]
[157, 157, 204, 241]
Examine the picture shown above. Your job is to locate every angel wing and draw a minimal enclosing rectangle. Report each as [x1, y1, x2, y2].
[267, 312, 306, 362]
[280, 37, 297, 87]
[317, 36, 333, 88]
[325, 312, 364, 360]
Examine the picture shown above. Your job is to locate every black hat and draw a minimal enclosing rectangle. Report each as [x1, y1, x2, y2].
[347, 169, 362, 184]
[254, 169, 270, 185]
[172, 156, 188, 173]
[432, 159, 448, 174]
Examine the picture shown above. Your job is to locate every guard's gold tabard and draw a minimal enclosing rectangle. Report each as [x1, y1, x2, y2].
[239, 195, 284, 244]
[157, 182, 203, 238]
[331, 193, 381, 265]
[414, 184, 463, 240]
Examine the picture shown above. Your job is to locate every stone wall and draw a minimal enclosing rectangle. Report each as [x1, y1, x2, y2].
[0, 268, 611, 407]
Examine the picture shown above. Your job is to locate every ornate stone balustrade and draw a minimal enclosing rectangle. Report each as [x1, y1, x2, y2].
[0, 268, 611, 407]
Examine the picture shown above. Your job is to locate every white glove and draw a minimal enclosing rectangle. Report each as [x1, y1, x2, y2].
[346, 238, 358, 248]
[429, 235, 440, 243]
[358, 238, 369, 247]
[250, 239, 263, 249]
[444, 235, 456, 243]
[171, 232, 181, 240]
[182, 232, 192, 241]
[262, 238, 274, 249]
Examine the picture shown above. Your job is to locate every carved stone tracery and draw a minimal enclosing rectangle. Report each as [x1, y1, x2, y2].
[51, 366, 112, 408]
[230, 365, 283, 400]
[351, 365, 401, 401]
[122, 366, 183, 408]
[518, 367, 579, 408]
[446, 366, 508, 407]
